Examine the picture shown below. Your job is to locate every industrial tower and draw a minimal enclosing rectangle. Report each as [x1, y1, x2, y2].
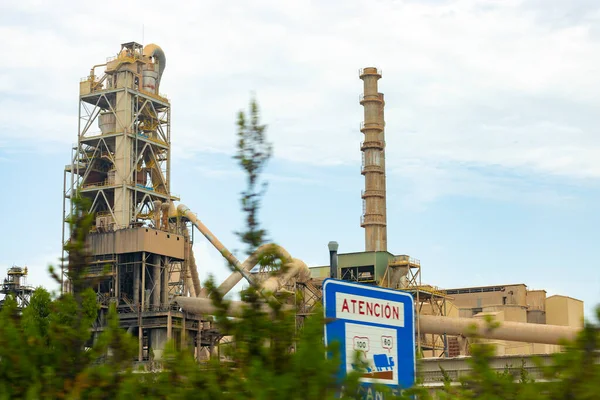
[359, 68, 387, 252]
[0, 266, 34, 311]
[62, 42, 215, 362]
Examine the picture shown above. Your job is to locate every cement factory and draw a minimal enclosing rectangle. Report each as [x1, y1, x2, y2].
[1, 42, 584, 367]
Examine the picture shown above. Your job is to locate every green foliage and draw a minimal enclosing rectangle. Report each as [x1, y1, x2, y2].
[233, 97, 273, 256]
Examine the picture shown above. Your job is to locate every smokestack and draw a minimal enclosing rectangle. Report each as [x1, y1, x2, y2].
[359, 68, 387, 252]
[328, 241, 339, 279]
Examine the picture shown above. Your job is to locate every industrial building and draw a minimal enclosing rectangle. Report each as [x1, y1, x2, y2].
[62, 42, 218, 362]
[54, 42, 584, 366]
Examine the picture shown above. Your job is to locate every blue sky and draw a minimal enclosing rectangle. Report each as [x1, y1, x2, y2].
[1, 0, 599, 319]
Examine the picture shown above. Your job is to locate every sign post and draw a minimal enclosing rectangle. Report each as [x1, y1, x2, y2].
[323, 279, 415, 397]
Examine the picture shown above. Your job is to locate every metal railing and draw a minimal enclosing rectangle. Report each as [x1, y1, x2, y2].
[361, 164, 384, 174]
[390, 255, 421, 267]
[358, 68, 382, 77]
[361, 189, 385, 198]
[360, 121, 384, 130]
[360, 140, 385, 150]
[359, 93, 383, 103]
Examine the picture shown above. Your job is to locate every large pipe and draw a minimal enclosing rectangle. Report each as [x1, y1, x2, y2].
[218, 243, 309, 296]
[183, 228, 201, 296]
[216, 243, 275, 295]
[177, 204, 255, 287]
[185, 269, 196, 298]
[419, 315, 579, 345]
[189, 246, 201, 296]
[174, 297, 579, 345]
[153, 200, 162, 229]
[260, 258, 310, 294]
[173, 296, 292, 317]
[161, 202, 170, 231]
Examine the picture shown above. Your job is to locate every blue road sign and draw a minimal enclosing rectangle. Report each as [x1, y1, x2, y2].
[323, 279, 415, 395]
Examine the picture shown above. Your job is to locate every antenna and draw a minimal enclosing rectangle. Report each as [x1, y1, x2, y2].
[142, 24, 145, 47]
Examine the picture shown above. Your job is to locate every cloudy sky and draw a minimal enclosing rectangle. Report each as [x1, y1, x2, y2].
[1, 0, 599, 318]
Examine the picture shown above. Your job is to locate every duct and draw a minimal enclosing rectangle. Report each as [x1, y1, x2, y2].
[217, 243, 280, 295]
[217, 243, 310, 296]
[260, 257, 310, 294]
[153, 200, 162, 229]
[185, 269, 196, 298]
[189, 239, 202, 296]
[173, 296, 293, 317]
[177, 204, 255, 287]
[161, 202, 170, 231]
[182, 228, 201, 297]
[168, 201, 178, 219]
[419, 314, 579, 345]
[142, 44, 166, 90]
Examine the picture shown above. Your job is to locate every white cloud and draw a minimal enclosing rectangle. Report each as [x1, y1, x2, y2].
[2, 0, 600, 202]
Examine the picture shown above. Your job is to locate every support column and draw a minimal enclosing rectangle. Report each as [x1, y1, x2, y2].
[141, 252, 146, 311]
[133, 262, 140, 307]
[114, 261, 120, 300]
[152, 254, 161, 309]
[167, 310, 172, 340]
[162, 256, 169, 305]
[139, 252, 145, 361]
[196, 328, 201, 361]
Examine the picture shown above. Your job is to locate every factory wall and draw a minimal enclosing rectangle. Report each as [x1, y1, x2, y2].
[448, 284, 528, 310]
[547, 295, 584, 328]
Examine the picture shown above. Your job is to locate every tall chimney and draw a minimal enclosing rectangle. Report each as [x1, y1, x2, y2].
[359, 68, 387, 252]
[328, 241, 339, 279]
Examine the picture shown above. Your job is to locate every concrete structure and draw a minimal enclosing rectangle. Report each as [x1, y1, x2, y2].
[62, 42, 218, 363]
[443, 284, 584, 356]
[359, 68, 387, 252]
[547, 295, 584, 328]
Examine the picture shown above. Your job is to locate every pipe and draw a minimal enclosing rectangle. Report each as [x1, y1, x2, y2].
[419, 315, 579, 345]
[177, 204, 308, 297]
[142, 44, 166, 90]
[161, 202, 170, 231]
[153, 200, 162, 229]
[217, 243, 310, 296]
[217, 243, 283, 295]
[89, 63, 107, 79]
[177, 204, 255, 287]
[189, 242, 202, 296]
[183, 228, 201, 296]
[185, 269, 196, 298]
[328, 241, 339, 279]
[260, 258, 310, 294]
[168, 201, 178, 219]
[173, 296, 293, 317]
